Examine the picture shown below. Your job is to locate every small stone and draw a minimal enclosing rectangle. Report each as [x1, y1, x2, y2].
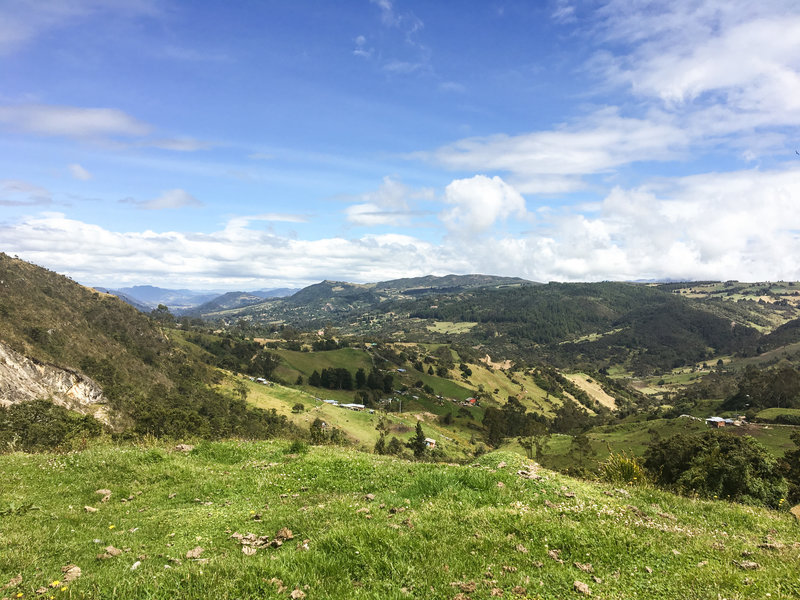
[573, 580, 591, 595]
[290, 589, 306, 599]
[61, 565, 81, 582]
[364, 493, 375, 501]
[186, 546, 204, 559]
[574, 562, 593, 573]
[130, 561, 141, 570]
[242, 546, 257, 556]
[84, 506, 98, 513]
[645, 566, 653, 574]
[174, 444, 194, 452]
[735, 560, 761, 570]
[168, 493, 177, 499]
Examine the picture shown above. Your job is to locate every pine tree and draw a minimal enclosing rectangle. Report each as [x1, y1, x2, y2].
[408, 421, 427, 458]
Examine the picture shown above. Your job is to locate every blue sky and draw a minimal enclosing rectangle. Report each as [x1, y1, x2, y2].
[3, 0, 800, 289]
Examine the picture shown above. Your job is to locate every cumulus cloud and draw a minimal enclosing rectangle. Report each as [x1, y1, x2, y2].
[68, 164, 92, 181]
[120, 189, 202, 210]
[0, 180, 52, 206]
[441, 175, 527, 235]
[5, 166, 800, 288]
[345, 176, 432, 227]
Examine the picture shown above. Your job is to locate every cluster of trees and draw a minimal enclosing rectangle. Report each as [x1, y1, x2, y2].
[308, 367, 393, 393]
[723, 365, 800, 412]
[644, 431, 789, 508]
[186, 334, 280, 379]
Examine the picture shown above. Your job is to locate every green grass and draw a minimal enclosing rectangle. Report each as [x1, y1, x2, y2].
[756, 408, 800, 421]
[2, 442, 799, 599]
[426, 321, 478, 334]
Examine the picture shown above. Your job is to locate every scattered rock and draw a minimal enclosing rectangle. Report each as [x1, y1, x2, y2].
[574, 562, 593, 573]
[592, 576, 602, 584]
[186, 547, 204, 559]
[672, 549, 681, 555]
[452, 594, 471, 600]
[497, 461, 507, 469]
[242, 546, 257, 556]
[564, 491, 576, 498]
[548, 549, 564, 564]
[2, 574, 22, 589]
[451, 581, 476, 593]
[84, 506, 98, 513]
[658, 512, 677, 521]
[516, 466, 541, 480]
[168, 493, 177, 499]
[490, 588, 504, 597]
[515, 544, 528, 554]
[296, 539, 310, 551]
[105, 546, 122, 556]
[645, 566, 653, 574]
[290, 590, 306, 599]
[130, 561, 141, 571]
[36, 586, 48, 594]
[497, 481, 505, 489]
[96, 489, 112, 503]
[544, 500, 557, 509]
[512, 586, 526, 595]
[614, 488, 630, 496]
[711, 542, 725, 551]
[734, 560, 761, 570]
[174, 444, 194, 452]
[61, 565, 81, 582]
[785, 503, 800, 522]
[364, 493, 375, 501]
[696, 561, 708, 567]
[573, 580, 591, 595]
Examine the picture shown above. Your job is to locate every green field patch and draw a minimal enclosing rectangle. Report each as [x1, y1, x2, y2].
[756, 407, 800, 421]
[426, 321, 478, 334]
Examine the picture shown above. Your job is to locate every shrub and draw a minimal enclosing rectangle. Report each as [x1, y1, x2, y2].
[600, 451, 648, 486]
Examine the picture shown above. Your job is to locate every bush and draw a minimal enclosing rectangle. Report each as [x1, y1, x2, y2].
[644, 431, 787, 508]
[599, 452, 648, 486]
[0, 399, 103, 452]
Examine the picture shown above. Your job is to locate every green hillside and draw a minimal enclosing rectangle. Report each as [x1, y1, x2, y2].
[1, 441, 798, 599]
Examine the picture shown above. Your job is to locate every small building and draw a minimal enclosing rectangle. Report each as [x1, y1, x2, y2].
[323, 399, 339, 406]
[466, 397, 477, 405]
[424, 437, 436, 449]
[340, 403, 365, 411]
[706, 416, 725, 428]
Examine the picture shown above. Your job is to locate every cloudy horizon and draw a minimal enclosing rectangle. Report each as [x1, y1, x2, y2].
[3, 0, 800, 290]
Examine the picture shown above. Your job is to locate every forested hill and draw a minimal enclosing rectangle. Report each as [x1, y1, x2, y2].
[0, 254, 290, 439]
[403, 282, 763, 373]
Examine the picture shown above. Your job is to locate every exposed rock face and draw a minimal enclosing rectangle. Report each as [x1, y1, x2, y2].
[0, 340, 109, 423]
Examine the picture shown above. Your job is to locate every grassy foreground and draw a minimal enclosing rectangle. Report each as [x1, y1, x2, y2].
[2, 442, 799, 599]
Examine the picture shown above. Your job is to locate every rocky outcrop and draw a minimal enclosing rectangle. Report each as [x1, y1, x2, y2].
[0, 341, 109, 423]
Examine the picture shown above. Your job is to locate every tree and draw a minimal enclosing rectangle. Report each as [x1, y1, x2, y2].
[408, 421, 427, 458]
[355, 368, 366, 389]
[781, 430, 800, 503]
[309, 370, 321, 387]
[374, 433, 386, 455]
[292, 403, 305, 413]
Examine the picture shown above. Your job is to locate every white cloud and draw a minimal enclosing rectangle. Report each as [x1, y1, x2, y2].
[441, 175, 527, 235]
[595, 1, 800, 142]
[0, 180, 52, 206]
[5, 166, 800, 288]
[68, 164, 92, 181]
[0, 0, 160, 55]
[429, 109, 687, 193]
[345, 176, 432, 226]
[147, 138, 214, 152]
[0, 104, 151, 138]
[121, 189, 202, 210]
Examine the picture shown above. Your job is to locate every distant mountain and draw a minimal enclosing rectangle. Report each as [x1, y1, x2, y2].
[115, 285, 220, 310]
[251, 288, 299, 299]
[93, 287, 152, 313]
[181, 292, 270, 316]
